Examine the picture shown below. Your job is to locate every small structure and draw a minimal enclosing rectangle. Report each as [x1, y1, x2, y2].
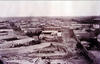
[40, 30, 62, 42]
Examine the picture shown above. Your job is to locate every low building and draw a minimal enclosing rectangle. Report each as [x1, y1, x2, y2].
[44, 27, 62, 31]
[40, 30, 62, 42]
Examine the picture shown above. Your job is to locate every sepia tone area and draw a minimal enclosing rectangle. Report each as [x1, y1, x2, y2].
[0, 16, 100, 64]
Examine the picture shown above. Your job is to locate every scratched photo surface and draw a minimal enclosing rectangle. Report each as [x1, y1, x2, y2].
[0, 1, 100, 64]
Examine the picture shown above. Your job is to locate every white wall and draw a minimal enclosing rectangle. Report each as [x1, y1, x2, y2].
[0, 1, 99, 17]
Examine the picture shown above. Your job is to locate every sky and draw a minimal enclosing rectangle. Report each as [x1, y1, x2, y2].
[0, 1, 100, 17]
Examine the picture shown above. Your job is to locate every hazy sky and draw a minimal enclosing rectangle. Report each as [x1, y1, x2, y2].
[0, 1, 100, 17]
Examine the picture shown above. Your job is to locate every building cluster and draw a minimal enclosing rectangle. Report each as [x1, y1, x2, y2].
[0, 16, 100, 64]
